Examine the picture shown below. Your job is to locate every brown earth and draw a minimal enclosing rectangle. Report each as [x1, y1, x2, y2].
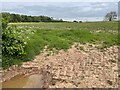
[1, 43, 119, 88]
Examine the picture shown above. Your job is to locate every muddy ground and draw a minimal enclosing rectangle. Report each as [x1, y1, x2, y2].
[1, 43, 119, 88]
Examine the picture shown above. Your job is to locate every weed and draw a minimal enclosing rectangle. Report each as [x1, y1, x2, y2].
[79, 46, 84, 51]
[107, 80, 113, 85]
[110, 59, 117, 63]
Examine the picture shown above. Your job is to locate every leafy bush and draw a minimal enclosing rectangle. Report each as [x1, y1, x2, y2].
[2, 25, 36, 68]
[2, 16, 9, 29]
[2, 26, 27, 56]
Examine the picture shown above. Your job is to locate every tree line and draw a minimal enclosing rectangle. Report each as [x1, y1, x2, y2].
[1, 12, 65, 23]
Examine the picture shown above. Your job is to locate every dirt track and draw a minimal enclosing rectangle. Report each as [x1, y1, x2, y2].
[2, 43, 119, 88]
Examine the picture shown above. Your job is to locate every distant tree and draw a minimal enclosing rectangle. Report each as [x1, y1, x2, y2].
[104, 11, 117, 21]
[79, 21, 82, 23]
[59, 19, 63, 22]
[1, 12, 65, 22]
[73, 20, 78, 23]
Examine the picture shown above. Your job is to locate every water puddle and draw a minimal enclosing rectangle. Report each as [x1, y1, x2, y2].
[2, 74, 45, 88]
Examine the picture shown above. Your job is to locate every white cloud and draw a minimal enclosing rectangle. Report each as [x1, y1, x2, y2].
[0, 0, 119, 2]
[94, 8, 102, 11]
[100, 3, 108, 6]
[81, 7, 92, 12]
[1, 2, 118, 21]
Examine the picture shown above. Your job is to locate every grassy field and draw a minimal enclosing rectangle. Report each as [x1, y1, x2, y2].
[2, 21, 118, 69]
[11, 21, 118, 31]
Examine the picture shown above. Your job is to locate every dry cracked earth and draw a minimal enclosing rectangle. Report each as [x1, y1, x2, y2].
[2, 43, 119, 88]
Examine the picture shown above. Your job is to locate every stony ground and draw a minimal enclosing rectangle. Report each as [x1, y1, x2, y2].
[1, 43, 119, 88]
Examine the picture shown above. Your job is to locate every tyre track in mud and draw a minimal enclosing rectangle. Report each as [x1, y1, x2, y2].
[1, 43, 119, 88]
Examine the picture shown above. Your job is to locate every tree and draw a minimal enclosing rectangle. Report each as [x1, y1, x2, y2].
[1, 12, 65, 22]
[79, 21, 82, 23]
[104, 11, 117, 21]
[73, 20, 78, 23]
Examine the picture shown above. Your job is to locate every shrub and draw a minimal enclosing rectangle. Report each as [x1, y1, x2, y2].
[2, 25, 35, 68]
[2, 26, 27, 56]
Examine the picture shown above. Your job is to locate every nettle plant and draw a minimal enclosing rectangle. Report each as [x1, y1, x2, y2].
[2, 26, 27, 56]
[2, 17, 31, 57]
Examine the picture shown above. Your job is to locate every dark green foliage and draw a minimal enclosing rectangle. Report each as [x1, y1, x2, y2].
[2, 26, 27, 56]
[2, 15, 9, 29]
[1, 12, 65, 22]
[2, 54, 22, 69]
[2, 25, 36, 68]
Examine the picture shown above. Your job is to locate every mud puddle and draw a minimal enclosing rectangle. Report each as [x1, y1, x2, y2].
[2, 74, 45, 88]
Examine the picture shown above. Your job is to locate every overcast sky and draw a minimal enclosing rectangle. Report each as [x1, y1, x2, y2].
[1, 0, 119, 21]
[1, 0, 119, 2]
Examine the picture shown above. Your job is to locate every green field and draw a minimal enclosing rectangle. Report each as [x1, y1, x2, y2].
[2, 21, 118, 69]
